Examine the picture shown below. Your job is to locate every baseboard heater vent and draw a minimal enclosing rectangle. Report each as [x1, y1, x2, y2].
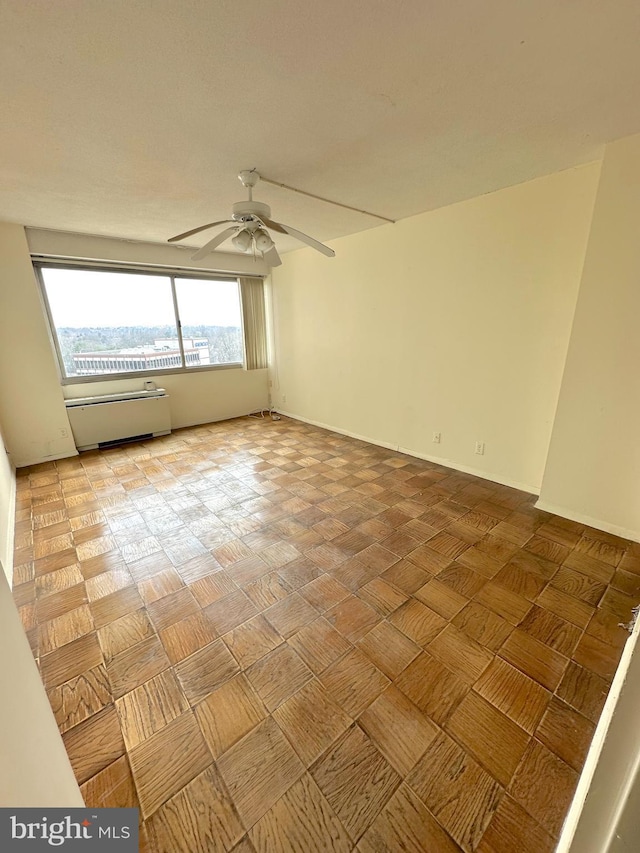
[65, 389, 171, 451]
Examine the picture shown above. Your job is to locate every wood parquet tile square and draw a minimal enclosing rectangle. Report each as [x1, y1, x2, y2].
[444, 691, 530, 786]
[396, 651, 469, 725]
[249, 773, 351, 853]
[273, 679, 352, 766]
[359, 782, 464, 852]
[311, 724, 401, 843]
[13, 416, 637, 851]
[224, 614, 283, 669]
[80, 755, 139, 810]
[195, 674, 267, 759]
[476, 794, 555, 853]
[508, 739, 579, 837]
[429, 622, 494, 683]
[39, 605, 94, 655]
[147, 587, 200, 632]
[175, 639, 239, 705]
[357, 620, 421, 679]
[62, 704, 125, 786]
[204, 589, 259, 635]
[499, 629, 568, 691]
[535, 696, 596, 772]
[158, 609, 219, 664]
[148, 764, 243, 853]
[246, 643, 313, 711]
[325, 595, 382, 642]
[407, 730, 502, 852]
[388, 598, 446, 646]
[47, 664, 112, 734]
[107, 634, 171, 699]
[263, 592, 318, 638]
[218, 717, 304, 830]
[40, 631, 104, 688]
[319, 648, 390, 717]
[556, 660, 610, 724]
[357, 576, 408, 616]
[359, 685, 438, 775]
[474, 656, 551, 734]
[98, 608, 155, 661]
[287, 616, 352, 674]
[128, 710, 212, 819]
[116, 669, 189, 750]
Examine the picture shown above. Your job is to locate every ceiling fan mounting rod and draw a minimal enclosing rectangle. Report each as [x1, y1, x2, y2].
[259, 176, 395, 224]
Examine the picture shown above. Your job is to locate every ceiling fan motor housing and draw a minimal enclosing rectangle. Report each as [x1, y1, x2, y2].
[232, 200, 271, 222]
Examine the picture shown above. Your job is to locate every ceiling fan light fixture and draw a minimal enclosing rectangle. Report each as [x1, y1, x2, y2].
[254, 228, 274, 252]
[171, 170, 336, 261]
[232, 228, 252, 252]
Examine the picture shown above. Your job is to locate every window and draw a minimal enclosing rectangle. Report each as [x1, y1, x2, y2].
[37, 264, 245, 382]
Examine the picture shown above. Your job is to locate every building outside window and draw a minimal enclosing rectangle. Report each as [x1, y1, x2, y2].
[36, 265, 245, 381]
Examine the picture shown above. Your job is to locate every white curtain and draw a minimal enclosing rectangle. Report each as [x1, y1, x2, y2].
[239, 276, 268, 370]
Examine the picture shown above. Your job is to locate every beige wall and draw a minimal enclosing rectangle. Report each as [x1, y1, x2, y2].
[0, 570, 84, 806]
[63, 367, 269, 430]
[557, 621, 640, 853]
[538, 134, 640, 541]
[0, 227, 82, 805]
[0, 223, 78, 467]
[271, 164, 600, 492]
[0, 225, 269, 467]
[0, 421, 15, 585]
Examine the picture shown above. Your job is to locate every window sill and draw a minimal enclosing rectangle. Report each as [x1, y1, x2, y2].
[60, 362, 244, 386]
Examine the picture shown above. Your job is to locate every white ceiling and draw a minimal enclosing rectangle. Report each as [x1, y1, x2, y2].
[1, 0, 640, 256]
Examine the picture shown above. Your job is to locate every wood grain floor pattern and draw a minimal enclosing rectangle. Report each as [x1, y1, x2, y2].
[12, 415, 640, 851]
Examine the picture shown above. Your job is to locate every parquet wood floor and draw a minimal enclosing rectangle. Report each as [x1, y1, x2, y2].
[12, 415, 639, 852]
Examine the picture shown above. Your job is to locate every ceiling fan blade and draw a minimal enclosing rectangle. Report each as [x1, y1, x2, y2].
[264, 247, 282, 267]
[270, 220, 335, 257]
[168, 220, 233, 243]
[191, 226, 238, 260]
[260, 216, 288, 235]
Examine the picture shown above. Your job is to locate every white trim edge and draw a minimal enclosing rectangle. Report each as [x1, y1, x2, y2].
[14, 450, 79, 469]
[2, 459, 16, 587]
[555, 618, 640, 853]
[534, 499, 640, 544]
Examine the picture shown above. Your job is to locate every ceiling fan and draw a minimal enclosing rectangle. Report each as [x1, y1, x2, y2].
[168, 170, 336, 267]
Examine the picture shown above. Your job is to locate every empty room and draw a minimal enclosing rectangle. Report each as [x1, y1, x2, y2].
[1, 2, 640, 852]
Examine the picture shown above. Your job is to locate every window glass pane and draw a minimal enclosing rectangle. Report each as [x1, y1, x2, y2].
[41, 267, 178, 378]
[174, 278, 243, 366]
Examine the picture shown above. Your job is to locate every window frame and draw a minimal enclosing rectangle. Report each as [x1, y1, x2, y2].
[34, 261, 247, 385]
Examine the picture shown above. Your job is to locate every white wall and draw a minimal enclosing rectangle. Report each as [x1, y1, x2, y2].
[538, 134, 640, 541]
[271, 164, 600, 492]
[0, 225, 269, 468]
[0, 421, 15, 585]
[26, 228, 269, 277]
[0, 223, 78, 467]
[0, 358, 81, 805]
[557, 620, 640, 853]
[63, 367, 269, 430]
[0, 569, 84, 806]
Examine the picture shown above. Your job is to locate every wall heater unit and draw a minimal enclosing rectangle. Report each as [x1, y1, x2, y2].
[65, 389, 171, 451]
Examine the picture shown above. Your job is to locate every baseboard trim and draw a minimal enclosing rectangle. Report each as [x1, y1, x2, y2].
[15, 450, 79, 469]
[2, 459, 17, 588]
[275, 409, 539, 495]
[534, 499, 640, 544]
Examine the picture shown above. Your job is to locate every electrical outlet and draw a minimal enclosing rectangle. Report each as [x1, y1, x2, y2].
[475, 441, 485, 455]
[432, 432, 441, 444]
[282, 394, 287, 403]
[58, 428, 69, 439]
